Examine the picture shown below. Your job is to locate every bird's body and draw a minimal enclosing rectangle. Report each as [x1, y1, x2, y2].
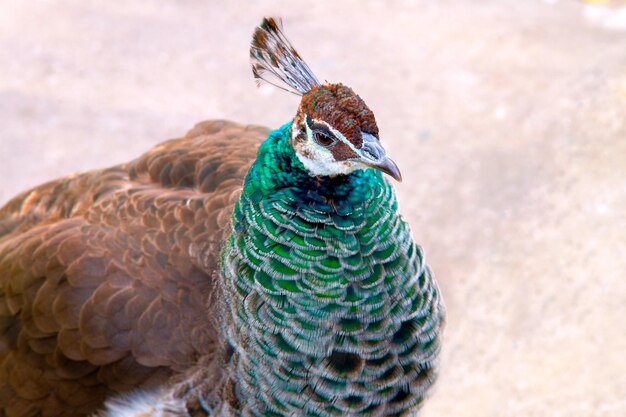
[0, 120, 264, 416]
[0, 18, 444, 417]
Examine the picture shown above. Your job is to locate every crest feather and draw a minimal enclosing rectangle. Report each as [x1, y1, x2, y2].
[250, 17, 320, 95]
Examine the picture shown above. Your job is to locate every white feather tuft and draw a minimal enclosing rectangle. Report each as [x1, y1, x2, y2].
[95, 388, 187, 417]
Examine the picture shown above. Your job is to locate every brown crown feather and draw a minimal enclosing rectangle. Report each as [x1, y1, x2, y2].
[299, 83, 379, 149]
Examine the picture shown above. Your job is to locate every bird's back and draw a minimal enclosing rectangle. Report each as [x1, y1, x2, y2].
[0, 120, 268, 416]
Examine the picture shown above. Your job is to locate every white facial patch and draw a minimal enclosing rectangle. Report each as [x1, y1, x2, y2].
[291, 119, 365, 177]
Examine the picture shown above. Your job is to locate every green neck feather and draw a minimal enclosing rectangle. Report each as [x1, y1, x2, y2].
[219, 122, 442, 417]
[240, 122, 390, 210]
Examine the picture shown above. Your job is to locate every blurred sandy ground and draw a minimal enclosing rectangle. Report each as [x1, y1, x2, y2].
[1, 0, 625, 416]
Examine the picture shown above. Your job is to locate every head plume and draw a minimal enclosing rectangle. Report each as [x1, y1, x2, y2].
[250, 17, 402, 182]
[250, 17, 320, 95]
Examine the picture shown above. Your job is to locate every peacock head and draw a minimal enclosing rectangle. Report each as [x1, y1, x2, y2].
[250, 18, 402, 182]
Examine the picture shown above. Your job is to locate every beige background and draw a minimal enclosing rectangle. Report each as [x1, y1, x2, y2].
[1, 1, 625, 416]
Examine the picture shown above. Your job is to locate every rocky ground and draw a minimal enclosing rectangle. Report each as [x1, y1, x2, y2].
[1, 1, 625, 416]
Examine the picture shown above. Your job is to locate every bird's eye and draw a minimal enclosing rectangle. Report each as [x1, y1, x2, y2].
[313, 131, 335, 147]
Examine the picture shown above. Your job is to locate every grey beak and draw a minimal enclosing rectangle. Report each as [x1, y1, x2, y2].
[359, 133, 403, 182]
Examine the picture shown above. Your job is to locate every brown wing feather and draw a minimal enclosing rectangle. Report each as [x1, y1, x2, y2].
[0, 120, 268, 416]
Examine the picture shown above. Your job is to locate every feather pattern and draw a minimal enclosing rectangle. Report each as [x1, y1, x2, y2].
[250, 17, 320, 95]
[0, 121, 268, 417]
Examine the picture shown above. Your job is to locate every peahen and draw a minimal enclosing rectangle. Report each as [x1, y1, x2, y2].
[0, 18, 444, 417]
